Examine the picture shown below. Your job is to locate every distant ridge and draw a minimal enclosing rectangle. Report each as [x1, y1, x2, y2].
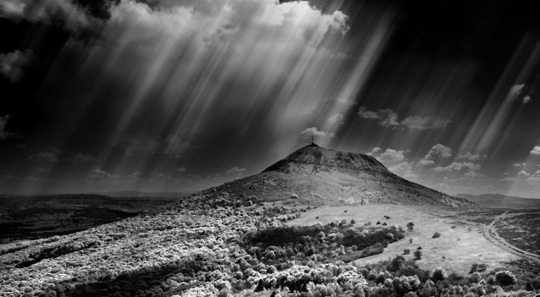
[196, 144, 476, 207]
[456, 193, 540, 209]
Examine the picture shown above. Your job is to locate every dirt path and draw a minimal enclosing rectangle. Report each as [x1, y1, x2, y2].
[480, 211, 540, 264]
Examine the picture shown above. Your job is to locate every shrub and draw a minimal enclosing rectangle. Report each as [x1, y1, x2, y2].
[413, 250, 422, 260]
[403, 249, 410, 255]
[495, 270, 517, 286]
[406, 222, 414, 231]
[469, 272, 482, 283]
[432, 232, 441, 239]
[470, 263, 487, 273]
[431, 268, 448, 282]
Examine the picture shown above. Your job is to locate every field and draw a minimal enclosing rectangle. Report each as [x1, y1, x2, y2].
[285, 205, 526, 275]
[0, 194, 182, 243]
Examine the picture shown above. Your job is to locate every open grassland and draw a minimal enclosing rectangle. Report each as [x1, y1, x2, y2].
[285, 205, 524, 275]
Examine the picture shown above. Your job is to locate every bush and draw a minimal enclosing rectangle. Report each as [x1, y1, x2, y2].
[431, 268, 448, 282]
[470, 263, 487, 273]
[403, 249, 410, 255]
[495, 270, 517, 286]
[413, 250, 422, 260]
[432, 232, 441, 238]
[406, 222, 414, 231]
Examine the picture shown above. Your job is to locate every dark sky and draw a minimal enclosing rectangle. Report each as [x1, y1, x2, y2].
[1, 0, 540, 197]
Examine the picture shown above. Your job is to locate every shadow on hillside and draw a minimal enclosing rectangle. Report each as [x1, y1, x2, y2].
[55, 256, 216, 297]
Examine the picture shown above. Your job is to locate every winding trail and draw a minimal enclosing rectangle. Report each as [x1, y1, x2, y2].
[480, 211, 540, 264]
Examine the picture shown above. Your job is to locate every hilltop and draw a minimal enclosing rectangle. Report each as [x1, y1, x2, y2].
[200, 144, 475, 207]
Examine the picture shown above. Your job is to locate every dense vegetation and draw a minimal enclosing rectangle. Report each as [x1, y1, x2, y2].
[1, 192, 539, 297]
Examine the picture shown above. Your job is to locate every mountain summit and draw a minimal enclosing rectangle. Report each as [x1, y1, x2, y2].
[201, 144, 475, 207]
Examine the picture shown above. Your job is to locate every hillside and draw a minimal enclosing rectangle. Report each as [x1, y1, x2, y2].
[456, 193, 540, 209]
[201, 144, 475, 207]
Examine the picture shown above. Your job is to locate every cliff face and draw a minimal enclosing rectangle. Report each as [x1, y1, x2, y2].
[201, 144, 477, 207]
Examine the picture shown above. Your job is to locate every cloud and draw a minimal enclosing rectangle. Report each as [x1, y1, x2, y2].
[464, 171, 484, 179]
[0, 115, 15, 139]
[527, 170, 540, 185]
[125, 136, 190, 158]
[513, 162, 526, 167]
[522, 95, 531, 104]
[358, 106, 450, 130]
[0, 50, 32, 83]
[28, 151, 59, 163]
[225, 167, 246, 175]
[327, 113, 344, 125]
[65, 152, 96, 163]
[0, 0, 94, 31]
[530, 146, 540, 155]
[388, 162, 417, 180]
[456, 151, 486, 161]
[499, 177, 515, 182]
[433, 161, 480, 172]
[366, 147, 381, 156]
[300, 127, 335, 139]
[377, 148, 407, 163]
[419, 144, 452, 166]
[508, 83, 525, 100]
[176, 167, 187, 173]
[89, 168, 115, 178]
[518, 170, 530, 178]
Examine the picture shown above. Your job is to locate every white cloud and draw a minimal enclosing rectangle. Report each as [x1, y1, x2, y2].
[327, 113, 344, 125]
[508, 83, 525, 100]
[499, 177, 515, 182]
[366, 147, 381, 156]
[28, 151, 59, 163]
[522, 95, 531, 104]
[419, 144, 452, 166]
[433, 161, 480, 172]
[377, 148, 407, 163]
[0, 0, 93, 31]
[513, 162, 526, 167]
[530, 146, 540, 155]
[300, 127, 335, 139]
[89, 169, 115, 179]
[388, 162, 417, 180]
[225, 167, 246, 175]
[518, 170, 530, 178]
[176, 167, 187, 173]
[456, 151, 486, 161]
[527, 170, 540, 185]
[0, 50, 32, 83]
[358, 106, 450, 130]
[464, 171, 484, 179]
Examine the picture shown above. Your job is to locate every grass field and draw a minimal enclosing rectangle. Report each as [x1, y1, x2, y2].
[285, 204, 522, 274]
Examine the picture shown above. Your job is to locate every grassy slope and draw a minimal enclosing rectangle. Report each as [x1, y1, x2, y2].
[285, 205, 520, 274]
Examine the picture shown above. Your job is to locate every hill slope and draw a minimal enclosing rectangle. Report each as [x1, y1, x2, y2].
[200, 144, 475, 207]
[456, 193, 540, 209]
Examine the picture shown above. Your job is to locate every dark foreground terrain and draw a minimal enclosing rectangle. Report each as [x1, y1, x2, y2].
[0, 194, 185, 243]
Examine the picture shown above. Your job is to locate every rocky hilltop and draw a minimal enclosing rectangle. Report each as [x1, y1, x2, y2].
[202, 144, 475, 207]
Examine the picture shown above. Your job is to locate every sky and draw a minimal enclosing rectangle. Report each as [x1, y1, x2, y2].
[1, 0, 540, 198]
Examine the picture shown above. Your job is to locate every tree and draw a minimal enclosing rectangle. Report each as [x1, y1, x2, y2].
[406, 222, 414, 231]
[414, 250, 422, 260]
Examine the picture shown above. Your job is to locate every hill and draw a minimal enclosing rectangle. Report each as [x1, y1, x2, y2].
[456, 193, 540, 209]
[201, 144, 475, 207]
